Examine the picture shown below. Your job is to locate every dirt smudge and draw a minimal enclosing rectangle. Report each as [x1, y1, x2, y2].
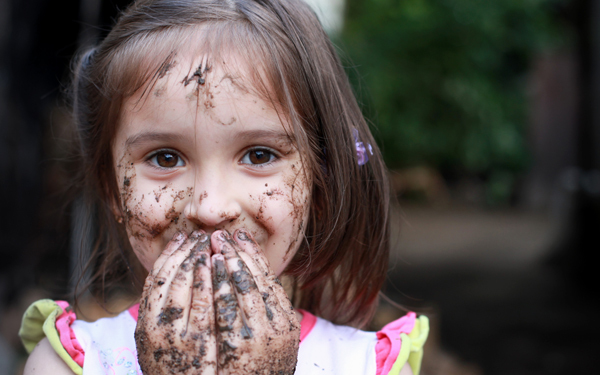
[157, 307, 183, 326]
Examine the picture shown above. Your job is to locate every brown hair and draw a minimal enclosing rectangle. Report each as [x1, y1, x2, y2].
[72, 0, 390, 328]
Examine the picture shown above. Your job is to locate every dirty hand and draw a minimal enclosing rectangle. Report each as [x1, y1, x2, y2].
[210, 229, 300, 375]
[135, 231, 217, 375]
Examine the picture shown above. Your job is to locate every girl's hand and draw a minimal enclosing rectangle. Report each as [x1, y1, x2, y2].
[135, 231, 217, 375]
[211, 229, 300, 375]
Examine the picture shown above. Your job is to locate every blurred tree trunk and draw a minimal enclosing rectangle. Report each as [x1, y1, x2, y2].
[549, 0, 600, 292]
[0, 0, 131, 307]
[0, 0, 74, 306]
[575, 0, 600, 291]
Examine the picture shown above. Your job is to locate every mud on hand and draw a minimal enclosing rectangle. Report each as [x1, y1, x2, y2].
[210, 229, 300, 375]
[135, 231, 217, 375]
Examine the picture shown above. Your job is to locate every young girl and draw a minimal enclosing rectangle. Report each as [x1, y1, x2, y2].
[19, 0, 428, 374]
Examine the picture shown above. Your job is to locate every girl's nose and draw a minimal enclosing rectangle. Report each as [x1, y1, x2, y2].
[183, 171, 242, 229]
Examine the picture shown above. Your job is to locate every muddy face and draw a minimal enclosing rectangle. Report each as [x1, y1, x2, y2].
[112, 50, 311, 276]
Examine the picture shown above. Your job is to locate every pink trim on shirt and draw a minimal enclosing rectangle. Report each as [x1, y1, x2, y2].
[128, 303, 140, 321]
[297, 309, 317, 344]
[55, 301, 85, 368]
[374, 312, 416, 375]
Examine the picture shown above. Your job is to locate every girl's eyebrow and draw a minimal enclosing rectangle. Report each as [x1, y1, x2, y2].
[125, 131, 189, 149]
[233, 129, 292, 144]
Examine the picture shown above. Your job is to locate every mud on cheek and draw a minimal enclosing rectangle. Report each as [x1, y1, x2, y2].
[127, 186, 191, 240]
[250, 166, 310, 265]
[117, 157, 194, 242]
[282, 164, 311, 262]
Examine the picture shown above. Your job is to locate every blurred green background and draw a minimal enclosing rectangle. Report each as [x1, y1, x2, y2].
[340, 0, 567, 205]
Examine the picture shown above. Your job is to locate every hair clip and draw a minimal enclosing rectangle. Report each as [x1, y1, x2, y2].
[353, 128, 373, 166]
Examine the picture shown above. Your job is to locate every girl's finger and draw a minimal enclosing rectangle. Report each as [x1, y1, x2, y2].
[188, 234, 214, 319]
[148, 231, 203, 326]
[233, 230, 271, 277]
[141, 231, 187, 299]
[233, 229, 297, 324]
[212, 253, 247, 364]
[213, 231, 271, 329]
[185, 235, 218, 375]
[224, 232, 289, 328]
[150, 231, 188, 277]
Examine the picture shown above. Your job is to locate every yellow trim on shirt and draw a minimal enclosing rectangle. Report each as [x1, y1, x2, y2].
[19, 299, 83, 375]
[388, 315, 430, 375]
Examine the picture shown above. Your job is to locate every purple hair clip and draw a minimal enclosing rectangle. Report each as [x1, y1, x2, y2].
[353, 128, 373, 166]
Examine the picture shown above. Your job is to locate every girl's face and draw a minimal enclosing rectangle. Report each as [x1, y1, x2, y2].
[112, 52, 311, 276]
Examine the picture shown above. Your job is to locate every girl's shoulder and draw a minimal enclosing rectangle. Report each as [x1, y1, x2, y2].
[19, 299, 140, 375]
[24, 337, 75, 375]
[297, 310, 429, 375]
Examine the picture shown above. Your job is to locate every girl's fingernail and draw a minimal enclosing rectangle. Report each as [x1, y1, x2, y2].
[190, 230, 205, 239]
[197, 233, 209, 243]
[237, 230, 251, 242]
[217, 231, 228, 241]
[174, 231, 186, 241]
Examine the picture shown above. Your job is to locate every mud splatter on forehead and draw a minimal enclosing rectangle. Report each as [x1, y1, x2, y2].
[113, 23, 276, 105]
[182, 61, 209, 87]
[158, 57, 176, 79]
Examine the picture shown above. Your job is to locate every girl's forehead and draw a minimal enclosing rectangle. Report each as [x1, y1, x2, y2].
[119, 50, 292, 141]
[134, 51, 250, 100]
[127, 41, 278, 113]
[115, 26, 296, 142]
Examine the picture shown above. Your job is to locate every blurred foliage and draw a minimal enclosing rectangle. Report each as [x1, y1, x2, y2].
[339, 0, 569, 204]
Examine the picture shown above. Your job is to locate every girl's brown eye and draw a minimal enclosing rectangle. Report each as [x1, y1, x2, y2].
[241, 148, 277, 166]
[151, 151, 183, 168]
[249, 150, 271, 164]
